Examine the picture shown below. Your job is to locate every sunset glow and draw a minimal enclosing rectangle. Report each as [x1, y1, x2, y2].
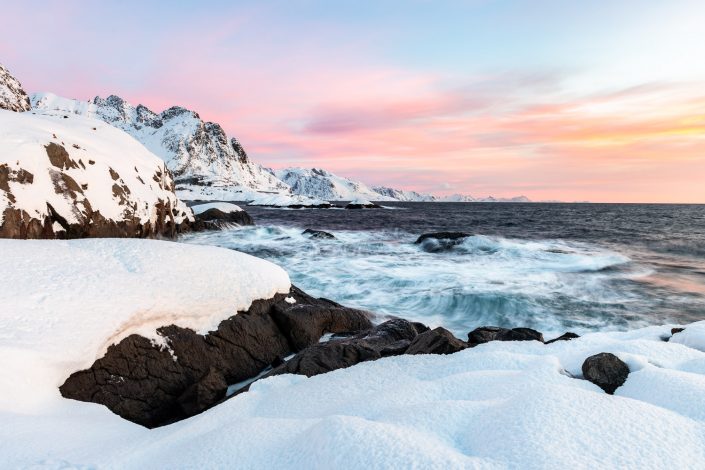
[3, 0, 704, 202]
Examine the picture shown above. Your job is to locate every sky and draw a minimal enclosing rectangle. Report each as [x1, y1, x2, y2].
[1, 0, 704, 202]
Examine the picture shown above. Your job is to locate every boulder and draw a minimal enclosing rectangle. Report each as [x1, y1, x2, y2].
[545, 332, 580, 344]
[302, 228, 335, 239]
[581, 352, 630, 394]
[467, 326, 544, 346]
[60, 286, 372, 427]
[414, 232, 471, 252]
[406, 327, 467, 355]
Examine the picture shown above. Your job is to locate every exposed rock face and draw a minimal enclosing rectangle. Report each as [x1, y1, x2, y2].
[302, 228, 335, 239]
[0, 64, 30, 112]
[60, 286, 372, 427]
[467, 326, 544, 345]
[0, 109, 195, 239]
[193, 207, 254, 228]
[581, 352, 630, 394]
[406, 327, 468, 355]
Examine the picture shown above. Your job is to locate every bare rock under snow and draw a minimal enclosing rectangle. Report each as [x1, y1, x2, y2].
[60, 286, 372, 427]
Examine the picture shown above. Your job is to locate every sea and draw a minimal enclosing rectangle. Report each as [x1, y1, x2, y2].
[181, 202, 705, 337]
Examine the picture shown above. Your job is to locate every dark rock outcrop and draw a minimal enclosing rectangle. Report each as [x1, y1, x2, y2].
[0, 64, 31, 112]
[414, 232, 471, 252]
[302, 228, 335, 239]
[467, 326, 544, 346]
[192, 207, 254, 229]
[581, 352, 630, 394]
[60, 286, 372, 428]
[264, 319, 419, 378]
[545, 332, 580, 344]
[406, 327, 468, 355]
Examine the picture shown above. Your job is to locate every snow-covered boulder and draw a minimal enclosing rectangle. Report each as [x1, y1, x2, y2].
[190, 201, 254, 227]
[31, 92, 290, 196]
[0, 64, 30, 112]
[247, 192, 332, 208]
[345, 198, 381, 209]
[0, 107, 193, 238]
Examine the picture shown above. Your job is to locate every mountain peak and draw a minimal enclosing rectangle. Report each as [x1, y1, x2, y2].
[0, 64, 31, 112]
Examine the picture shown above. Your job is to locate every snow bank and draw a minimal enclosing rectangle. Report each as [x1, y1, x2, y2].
[0, 238, 290, 414]
[191, 202, 243, 215]
[3, 305, 705, 467]
[670, 324, 705, 352]
[247, 192, 330, 207]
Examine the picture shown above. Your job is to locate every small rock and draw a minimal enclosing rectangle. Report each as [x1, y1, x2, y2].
[415, 232, 471, 244]
[581, 352, 630, 394]
[177, 368, 227, 417]
[467, 326, 544, 346]
[406, 327, 467, 355]
[671, 327, 685, 335]
[545, 332, 580, 344]
[303, 228, 335, 239]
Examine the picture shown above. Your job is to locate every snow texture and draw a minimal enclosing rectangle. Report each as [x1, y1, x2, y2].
[0, 108, 192, 228]
[0, 63, 31, 112]
[191, 202, 243, 215]
[2, 261, 705, 470]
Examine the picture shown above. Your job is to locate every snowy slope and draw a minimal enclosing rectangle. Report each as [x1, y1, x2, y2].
[31, 93, 289, 198]
[440, 193, 531, 202]
[275, 167, 395, 201]
[2, 262, 705, 470]
[0, 64, 30, 112]
[0, 107, 193, 237]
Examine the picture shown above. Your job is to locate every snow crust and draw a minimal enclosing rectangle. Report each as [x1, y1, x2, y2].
[0, 108, 192, 226]
[0, 238, 290, 415]
[2, 296, 705, 468]
[191, 202, 243, 215]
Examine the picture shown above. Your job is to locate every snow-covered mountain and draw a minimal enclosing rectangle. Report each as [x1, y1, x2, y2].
[372, 186, 437, 202]
[0, 64, 31, 112]
[440, 193, 530, 203]
[31, 93, 288, 200]
[274, 167, 395, 201]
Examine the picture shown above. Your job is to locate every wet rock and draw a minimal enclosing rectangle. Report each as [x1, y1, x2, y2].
[265, 319, 420, 377]
[302, 228, 335, 239]
[545, 332, 580, 344]
[415, 231, 471, 244]
[581, 352, 630, 394]
[467, 326, 544, 346]
[406, 327, 467, 355]
[60, 286, 372, 428]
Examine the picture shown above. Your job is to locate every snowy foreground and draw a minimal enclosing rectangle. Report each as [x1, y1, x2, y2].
[1, 240, 705, 468]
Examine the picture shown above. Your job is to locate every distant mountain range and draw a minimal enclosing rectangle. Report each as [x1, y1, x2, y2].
[27, 86, 530, 203]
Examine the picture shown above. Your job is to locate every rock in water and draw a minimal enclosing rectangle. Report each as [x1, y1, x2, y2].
[545, 332, 580, 344]
[302, 228, 335, 239]
[467, 326, 544, 345]
[194, 207, 254, 227]
[0, 64, 31, 112]
[415, 232, 471, 244]
[406, 327, 468, 355]
[581, 352, 630, 394]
